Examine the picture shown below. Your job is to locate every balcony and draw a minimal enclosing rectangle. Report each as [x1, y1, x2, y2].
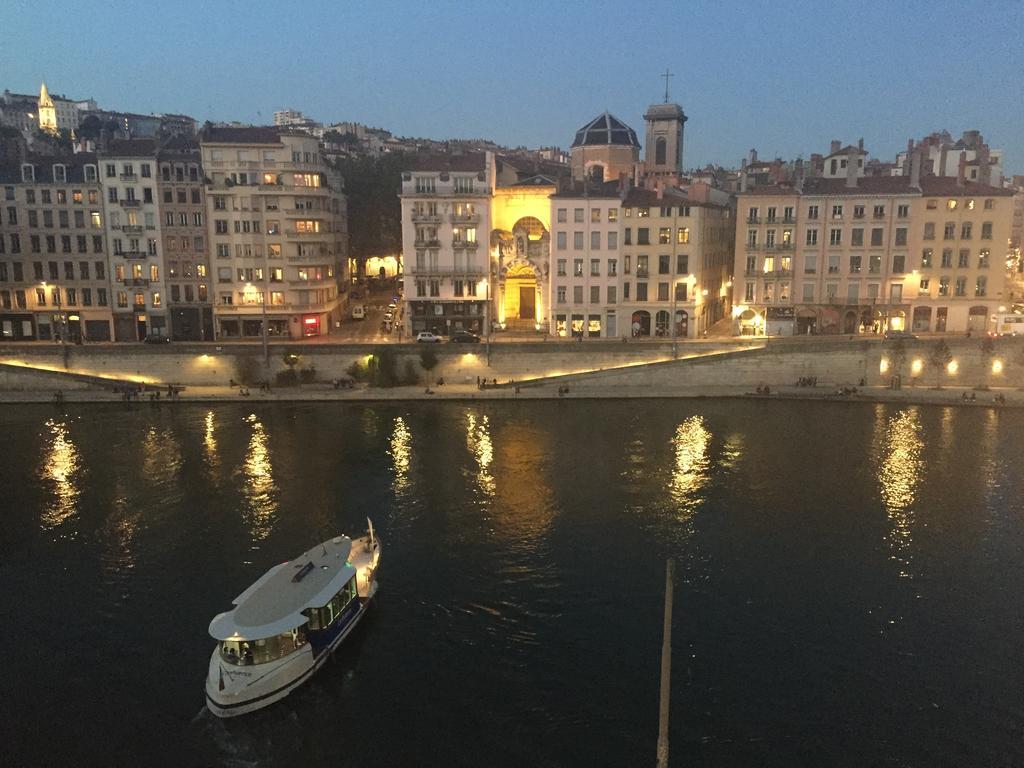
[120, 173, 137, 181]
[411, 213, 442, 223]
[408, 266, 484, 277]
[119, 199, 141, 208]
[121, 225, 143, 235]
[450, 213, 480, 225]
[745, 242, 761, 250]
[413, 238, 442, 248]
[635, 268, 649, 278]
[452, 240, 479, 250]
[123, 278, 150, 287]
[121, 250, 148, 260]
[746, 217, 760, 224]
[285, 228, 326, 237]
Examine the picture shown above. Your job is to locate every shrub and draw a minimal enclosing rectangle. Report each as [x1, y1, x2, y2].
[234, 355, 261, 385]
[274, 368, 299, 387]
[419, 346, 438, 373]
[299, 365, 317, 384]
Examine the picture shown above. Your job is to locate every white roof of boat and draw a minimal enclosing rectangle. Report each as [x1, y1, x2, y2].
[209, 536, 355, 641]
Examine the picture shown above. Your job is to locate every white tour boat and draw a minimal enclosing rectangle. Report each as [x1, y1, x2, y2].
[205, 521, 381, 717]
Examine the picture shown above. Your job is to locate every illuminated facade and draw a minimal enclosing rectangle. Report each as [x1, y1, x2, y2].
[97, 139, 169, 340]
[0, 154, 112, 341]
[200, 127, 348, 339]
[732, 162, 1014, 336]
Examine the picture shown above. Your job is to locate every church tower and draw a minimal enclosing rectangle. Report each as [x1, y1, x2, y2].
[642, 102, 687, 182]
[38, 82, 58, 134]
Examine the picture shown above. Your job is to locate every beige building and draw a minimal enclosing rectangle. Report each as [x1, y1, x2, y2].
[0, 153, 111, 341]
[570, 113, 640, 183]
[157, 138, 212, 340]
[201, 127, 348, 339]
[732, 167, 1014, 336]
[400, 152, 494, 336]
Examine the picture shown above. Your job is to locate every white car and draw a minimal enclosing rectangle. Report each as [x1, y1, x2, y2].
[416, 331, 441, 343]
[387, 302, 398, 311]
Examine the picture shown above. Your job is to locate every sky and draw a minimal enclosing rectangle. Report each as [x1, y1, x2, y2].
[2, 0, 1022, 174]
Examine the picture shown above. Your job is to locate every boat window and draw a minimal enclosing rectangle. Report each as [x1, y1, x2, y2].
[303, 576, 358, 631]
[219, 626, 307, 666]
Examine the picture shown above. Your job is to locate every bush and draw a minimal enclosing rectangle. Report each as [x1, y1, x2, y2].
[234, 355, 261, 385]
[419, 346, 438, 373]
[274, 368, 299, 387]
[299, 365, 317, 384]
[346, 360, 369, 382]
[401, 359, 419, 385]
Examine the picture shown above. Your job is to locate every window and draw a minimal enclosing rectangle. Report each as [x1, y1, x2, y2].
[893, 254, 905, 273]
[624, 228, 631, 245]
[895, 227, 907, 246]
[804, 253, 817, 274]
[573, 232, 583, 250]
[676, 227, 689, 244]
[573, 259, 583, 277]
[591, 231, 601, 250]
[921, 249, 933, 268]
[676, 254, 688, 274]
[926, 199, 937, 209]
[955, 276, 966, 296]
[766, 207, 777, 223]
[590, 286, 600, 303]
[557, 286, 566, 304]
[851, 228, 864, 246]
[556, 231, 567, 250]
[556, 259, 566, 276]
[744, 283, 754, 302]
[849, 255, 862, 274]
[919, 278, 930, 292]
[607, 286, 617, 303]
[943, 222, 955, 240]
[897, 204, 909, 218]
[923, 223, 935, 240]
[870, 228, 883, 247]
[873, 205, 885, 219]
[574, 208, 584, 223]
[590, 259, 600, 276]
[607, 259, 617, 276]
[637, 228, 649, 245]
[657, 283, 669, 301]
[958, 249, 969, 268]
[807, 205, 819, 220]
[607, 208, 618, 222]
[889, 284, 902, 302]
[831, 204, 843, 219]
[829, 229, 841, 246]
[984, 199, 994, 210]
[806, 229, 818, 246]
[947, 199, 958, 210]
[747, 207, 759, 223]
[941, 249, 953, 268]
[659, 227, 671, 244]
[637, 207, 649, 218]
[981, 222, 992, 240]
[747, 230, 758, 247]
[853, 205, 865, 219]
[607, 232, 617, 250]
[557, 208, 567, 223]
[978, 249, 990, 269]
[636, 282, 648, 301]
[938, 277, 950, 296]
[960, 222, 972, 240]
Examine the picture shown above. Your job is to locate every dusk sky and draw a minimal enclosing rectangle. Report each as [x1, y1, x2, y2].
[3, 0, 1022, 174]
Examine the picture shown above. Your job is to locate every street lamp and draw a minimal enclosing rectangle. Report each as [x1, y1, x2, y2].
[480, 275, 491, 367]
[41, 281, 63, 343]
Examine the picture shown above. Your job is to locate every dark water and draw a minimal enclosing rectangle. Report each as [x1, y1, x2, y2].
[1, 399, 1022, 767]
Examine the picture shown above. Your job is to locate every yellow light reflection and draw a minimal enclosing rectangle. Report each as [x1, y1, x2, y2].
[992, 359, 1003, 374]
[670, 416, 711, 507]
[39, 418, 80, 531]
[203, 410, 219, 468]
[242, 414, 277, 541]
[879, 358, 890, 374]
[947, 359, 958, 375]
[878, 409, 923, 578]
[389, 416, 411, 494]
[911, 359, 923, 376]
[466, 412, 495, 497]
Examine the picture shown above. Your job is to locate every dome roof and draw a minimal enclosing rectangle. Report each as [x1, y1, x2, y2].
[571, 112, 640, 148]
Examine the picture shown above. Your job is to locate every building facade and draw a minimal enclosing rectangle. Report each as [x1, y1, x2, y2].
[732, 172, 1014, 336]
[156, 138, 213, 340]
[400, 153, 494, 336]
[0, 154, 112, 341]
[201, 127, 348, 339]
[98, 139, 168, 341]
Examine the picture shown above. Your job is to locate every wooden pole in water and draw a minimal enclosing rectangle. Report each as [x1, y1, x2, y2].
[657, 558, 675, 768]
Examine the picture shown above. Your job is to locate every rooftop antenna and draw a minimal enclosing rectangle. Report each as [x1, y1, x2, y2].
[661, 68, 674, 104]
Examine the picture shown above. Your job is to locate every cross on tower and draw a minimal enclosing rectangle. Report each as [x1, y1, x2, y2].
[660, 68, 674, 103]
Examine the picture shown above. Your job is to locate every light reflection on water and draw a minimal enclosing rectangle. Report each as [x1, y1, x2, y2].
[670, 415, 711, 508]
[39, 417, 81, 533]
[203, 410, 219, 473]
[241, 413, 277, 542]
[466, 412, 495, 498]
[389, 416, 411, 495]
[876, 408, 924, 578]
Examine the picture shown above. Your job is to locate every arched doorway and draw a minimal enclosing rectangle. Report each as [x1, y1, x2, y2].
[674, 309, 688, 338]
[968, 305, 988, 333]
[655, 310, 670, 337]
[502, 262, 538, 326]
[843, 310, 859, 334]
[588, 164, 605, 183]
[631, 310, 651, 337]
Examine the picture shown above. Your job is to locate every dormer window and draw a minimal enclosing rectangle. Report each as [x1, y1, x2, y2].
[21, 164, 35, 182]
[84, 164, 97, 182]
[53, 164, 67, 183]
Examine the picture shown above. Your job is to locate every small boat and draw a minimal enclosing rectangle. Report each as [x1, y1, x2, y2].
[204, 520, 382, 717]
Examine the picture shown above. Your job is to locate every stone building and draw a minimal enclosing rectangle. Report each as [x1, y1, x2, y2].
[200, 127, 348, 339]
[97, 139, 168, 341]
[0, 153, 112, 340]
[156, 137, 213, 340]
[569, 113, 640, 183]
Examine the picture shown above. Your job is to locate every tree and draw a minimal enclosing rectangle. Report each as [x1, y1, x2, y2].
[419, 346, 439, 383]
[330, 151, 408, 267]
[887, 337, 906, 380]
[928, 339, 953, 389]
[979, 335, 996, 389]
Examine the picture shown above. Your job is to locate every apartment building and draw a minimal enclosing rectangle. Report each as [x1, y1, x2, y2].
[201, 127, 348, 339]
[549, 183, 622, 337]
[619, 187, 733, 338]
[400, 152, 494, 336]
[156, 138, 212, 340]
[98, 139, 168, 341]
[732, 166, 1013, 335]
[0, 154, 111, 340]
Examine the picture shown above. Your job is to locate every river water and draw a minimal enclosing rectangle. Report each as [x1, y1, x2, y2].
[1, 400, 1022, 766]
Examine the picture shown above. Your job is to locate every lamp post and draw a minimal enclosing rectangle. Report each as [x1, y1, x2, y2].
[262, 275, 269, 366]
[42, 281, 63, 343]
[483, 274, 491, 367]
[671, 280, 679, 359]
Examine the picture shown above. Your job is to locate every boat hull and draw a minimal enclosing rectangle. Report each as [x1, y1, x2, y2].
[205, 587, 377, 718]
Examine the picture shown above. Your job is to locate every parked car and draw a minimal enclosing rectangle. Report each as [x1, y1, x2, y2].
[351, 305, 366, 320]
[450, 331, 481, 344]
[387, 302, 398, 312]
[884, 330, 917, 340]
[144, 334, 171, 344]
[416, 331, 441, 343]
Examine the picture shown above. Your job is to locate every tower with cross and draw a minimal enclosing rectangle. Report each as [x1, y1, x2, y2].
[643, 70, 688, 179]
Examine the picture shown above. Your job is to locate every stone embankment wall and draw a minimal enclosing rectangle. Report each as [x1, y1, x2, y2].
[0, 338, 1021, 392]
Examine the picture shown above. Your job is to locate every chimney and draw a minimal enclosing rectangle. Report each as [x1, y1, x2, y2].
[845, 147, 858, 188]
[910, 148, 921, 188]
[740, 169, 748, 193]
[957, 151, 966, 186]
[976, 145, 991, 186]
[656, 183, 663, 200]
[749, 148, 758, 164]
[858, 137, 864, 150]
[830, 139, 841, 154]
[939, 146, 948, 177]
